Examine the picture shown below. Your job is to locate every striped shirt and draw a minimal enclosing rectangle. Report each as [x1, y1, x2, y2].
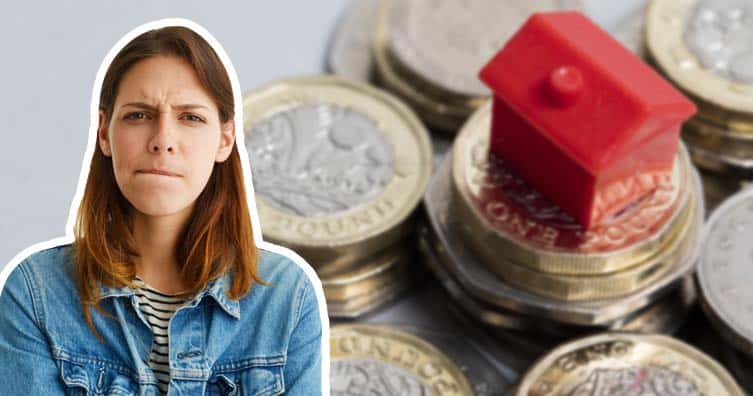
[132, 276, 193, 395]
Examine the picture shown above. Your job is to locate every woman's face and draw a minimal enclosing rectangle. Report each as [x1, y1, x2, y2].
[98, 55, 235, 219]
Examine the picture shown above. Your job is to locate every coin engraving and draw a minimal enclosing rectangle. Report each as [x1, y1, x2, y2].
[685, 0, 753, 85]
[249, 103, 394, 217]
[331, 326, 473, 395]
[462, 133, 682, 254]
[555, 341, 632, 372]
[332, 358, 432, 395]
[517, 334, 742, 396]
[699, 189, 753, 348]
[568, 366, 700, 395]
[648, 0, 753, 113]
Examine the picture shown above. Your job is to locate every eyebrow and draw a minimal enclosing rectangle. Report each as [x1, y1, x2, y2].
[121, 102, 209, 111]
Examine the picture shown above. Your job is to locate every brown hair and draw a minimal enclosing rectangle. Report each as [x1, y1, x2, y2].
[73, 26, 261, 342]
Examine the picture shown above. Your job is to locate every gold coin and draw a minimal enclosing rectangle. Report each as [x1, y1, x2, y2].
[243, 75, 432, 270]
[420, 219, 694, 336]
[423, 143, 706, 326]
[327, 275, 410, 319]
[330, 324, 474, 395]
[321, 241, 413, 302]
[418, 222, 563, 335]
[682, 118, 753, 167]
[516, 333, 743, 395]
[694, 97, 753, 135]
[481, 195, 695, 301]
[451, 101, 691, 276]
[646, 0, 753, 116]
[613, 275, 695, 334]
[686, 140, 753, 178]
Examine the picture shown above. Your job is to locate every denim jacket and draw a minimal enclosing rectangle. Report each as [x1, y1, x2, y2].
[0, 243, 323, 395]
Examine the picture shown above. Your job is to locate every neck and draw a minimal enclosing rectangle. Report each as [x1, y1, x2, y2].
[131, 204, 193, 294]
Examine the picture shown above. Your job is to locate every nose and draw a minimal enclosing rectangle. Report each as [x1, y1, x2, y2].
[148, 113, 175, 154]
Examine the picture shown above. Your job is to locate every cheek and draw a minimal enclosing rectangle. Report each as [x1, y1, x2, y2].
[185, 135, 221, 187]
[113, 134, 146, 174]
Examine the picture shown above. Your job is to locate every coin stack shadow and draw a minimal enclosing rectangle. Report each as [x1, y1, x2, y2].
[645, 0, 753, 214]
[419, 102, 705, 342]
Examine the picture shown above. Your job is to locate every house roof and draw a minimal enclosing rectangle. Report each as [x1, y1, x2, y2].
[479, 12, 696, 174]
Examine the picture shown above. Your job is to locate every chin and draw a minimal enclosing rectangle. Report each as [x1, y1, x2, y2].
[128, 196, 195, 218]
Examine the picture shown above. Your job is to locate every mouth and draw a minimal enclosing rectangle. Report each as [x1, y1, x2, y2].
[137, 169, 181, 177]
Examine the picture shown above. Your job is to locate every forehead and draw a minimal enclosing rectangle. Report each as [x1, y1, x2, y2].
[115, 55, 215, 107]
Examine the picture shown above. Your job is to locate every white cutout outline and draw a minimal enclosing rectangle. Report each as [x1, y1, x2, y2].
[0, 17, 331, 395]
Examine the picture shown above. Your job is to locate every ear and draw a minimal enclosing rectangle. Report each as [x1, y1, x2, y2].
[98, 110, 112, 157]
[215, 119, 235, 162]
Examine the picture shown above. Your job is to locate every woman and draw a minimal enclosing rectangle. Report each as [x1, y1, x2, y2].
[0, 22, 324, 395]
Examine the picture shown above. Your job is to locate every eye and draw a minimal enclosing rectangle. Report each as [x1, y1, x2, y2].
[124, 112, 149, 120]
[181, 113, 205, 123]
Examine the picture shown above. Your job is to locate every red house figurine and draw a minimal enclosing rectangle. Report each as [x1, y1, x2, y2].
[478, 12, 696, 229]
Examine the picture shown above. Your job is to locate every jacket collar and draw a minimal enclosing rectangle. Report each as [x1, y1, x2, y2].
[97, 271, 240, 320]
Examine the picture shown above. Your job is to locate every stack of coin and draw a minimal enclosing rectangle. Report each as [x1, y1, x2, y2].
[646, 0, 753, 211]
[370, 0, 585, 133]
[420, 101, 703, 339]
[330, 324, 475, 395]
[243, 76, 433, 318]
[513, 333, 743, 395]
[327, 0, 649, 174]
[697, 187, 753, 390]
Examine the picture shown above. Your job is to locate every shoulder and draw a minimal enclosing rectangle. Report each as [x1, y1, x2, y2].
[238, 246, 322, 326]
[0, 243, 79, 332]
[2, 243, 76, 295]
[255, 247, 317, 294]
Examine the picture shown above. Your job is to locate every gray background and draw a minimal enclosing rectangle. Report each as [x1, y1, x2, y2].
[0, 0, 644, 270]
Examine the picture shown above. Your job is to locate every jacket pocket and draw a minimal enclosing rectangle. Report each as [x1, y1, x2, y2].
[59, 359, 137, 396]
[206, 364, 284, 396]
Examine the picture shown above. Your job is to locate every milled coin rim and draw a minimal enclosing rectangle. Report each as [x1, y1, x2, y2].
[420, 219, 696, 337]
[452, 101, 691, 275]
[329, 323, 475, 395]
[610, 275, 695, 335]
[243, 75, 432, 255]
[327, 273, 411, 319]
[697, 187, 753, 359]
[417, 223, 576, 336]
[422, 148, 705, 326]
[683, 118, 753, 158]
[322, 243, 413, 301]
[475, 195, 695, 302]
[515, 332, 743, 395]
[686, 140, 753, 177]
[646, 0, 753, 115]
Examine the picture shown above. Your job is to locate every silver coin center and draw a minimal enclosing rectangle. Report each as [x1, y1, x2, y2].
[701, 195, 753, 340]
[331, 358, 433, 395]
[568, 366, 700, 395]
[685, 0, 753, 84]
[248, 103, 394, 217]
